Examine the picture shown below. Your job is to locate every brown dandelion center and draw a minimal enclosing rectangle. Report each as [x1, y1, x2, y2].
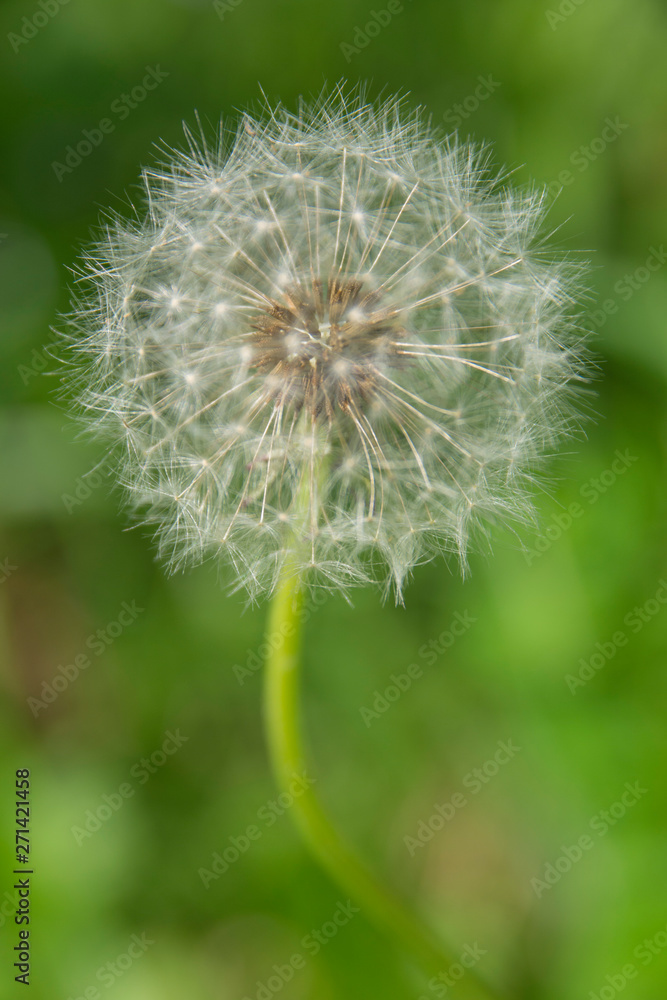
[248, 277, 403, 419]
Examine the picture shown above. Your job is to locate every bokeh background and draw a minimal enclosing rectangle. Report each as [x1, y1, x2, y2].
[1, 1, 666, 998]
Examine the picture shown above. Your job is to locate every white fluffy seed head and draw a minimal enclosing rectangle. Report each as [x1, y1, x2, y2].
[59, 86, 590, 601]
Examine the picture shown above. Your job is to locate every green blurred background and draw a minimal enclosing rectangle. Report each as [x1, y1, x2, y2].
[1, 1, 666, 997]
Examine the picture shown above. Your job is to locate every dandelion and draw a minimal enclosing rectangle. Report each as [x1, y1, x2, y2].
[59, 86, 590, 998]
[61, 86, 587, 602]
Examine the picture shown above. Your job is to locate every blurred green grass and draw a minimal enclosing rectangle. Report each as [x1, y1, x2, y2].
[1, 1, 666, 998]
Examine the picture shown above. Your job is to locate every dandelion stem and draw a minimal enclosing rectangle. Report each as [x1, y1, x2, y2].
[263, 561, 504, 998]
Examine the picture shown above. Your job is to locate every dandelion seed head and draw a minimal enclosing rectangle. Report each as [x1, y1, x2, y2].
[59, 86, 590, 601]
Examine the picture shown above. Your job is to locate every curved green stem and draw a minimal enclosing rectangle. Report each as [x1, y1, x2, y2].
[263, 559, 503, 998]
